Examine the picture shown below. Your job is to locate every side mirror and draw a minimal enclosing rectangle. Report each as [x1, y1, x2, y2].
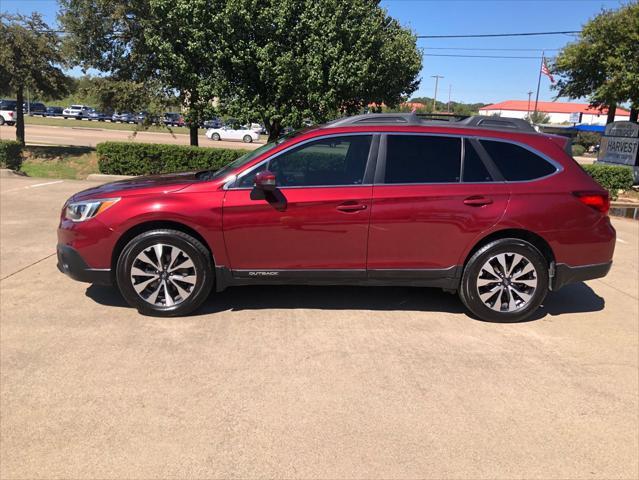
[254, 170, 277, 191]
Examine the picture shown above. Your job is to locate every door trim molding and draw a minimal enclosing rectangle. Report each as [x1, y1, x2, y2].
[214, 266, 462, 291]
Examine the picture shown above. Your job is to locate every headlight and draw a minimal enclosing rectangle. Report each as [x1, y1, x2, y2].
[65, 198, 120, 222]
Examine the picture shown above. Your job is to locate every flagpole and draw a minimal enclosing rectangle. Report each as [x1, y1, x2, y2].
[533, 50, 544, 120]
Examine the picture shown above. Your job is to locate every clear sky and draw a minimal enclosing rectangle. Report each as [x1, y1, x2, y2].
[2, 0, 628, 105]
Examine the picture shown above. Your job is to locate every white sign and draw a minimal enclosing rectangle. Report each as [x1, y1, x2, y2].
[569, 112, 581, 123]
[598, 121, 639, 167]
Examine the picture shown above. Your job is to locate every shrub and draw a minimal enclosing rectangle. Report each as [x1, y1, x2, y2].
[97, 142, 250, 176]
[576, 131, 601, 150]
[581, 164, 634, 200]
[0, 140, 23, 170]
[571, 144, 586, 157]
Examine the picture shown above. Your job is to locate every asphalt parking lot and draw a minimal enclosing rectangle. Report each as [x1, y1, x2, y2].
[1, 174, 638, 479]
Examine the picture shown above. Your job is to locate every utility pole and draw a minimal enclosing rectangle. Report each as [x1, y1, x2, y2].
[431, 75, 444, 112]
[527, 90, 533, 120]
[447, 84, 452, 113]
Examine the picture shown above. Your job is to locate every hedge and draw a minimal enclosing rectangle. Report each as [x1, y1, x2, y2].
[97, 142, 249, 176]
[0, 140, 23, 170]
[581, 163, 634, 200]
[571, 144, 586, 157]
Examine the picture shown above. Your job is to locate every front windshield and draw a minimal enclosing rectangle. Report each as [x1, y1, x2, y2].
[200, 128, 309, 180]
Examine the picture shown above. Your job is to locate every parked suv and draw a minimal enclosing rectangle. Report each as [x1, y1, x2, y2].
[57, 114, 615, 322]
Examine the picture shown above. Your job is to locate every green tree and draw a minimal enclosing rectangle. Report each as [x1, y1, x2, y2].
[0, 13, 70, 144]
[553, 2, 639, 123]
[524, 111, 551, 124]
[214, 0, 422, 140]
[59, 0, 219, 145]
[60, 0, 421, 143]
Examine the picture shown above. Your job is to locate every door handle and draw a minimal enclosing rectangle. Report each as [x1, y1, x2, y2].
[336, 202, 368, 213]
[463, 195, 493, 207]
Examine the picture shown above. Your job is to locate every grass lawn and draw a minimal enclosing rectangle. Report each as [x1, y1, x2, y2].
[20, 145, 99, 180]
[24, 115, 207, 136]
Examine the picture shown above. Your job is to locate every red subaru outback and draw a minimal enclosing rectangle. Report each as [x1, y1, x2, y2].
[57, 114, 615, 322]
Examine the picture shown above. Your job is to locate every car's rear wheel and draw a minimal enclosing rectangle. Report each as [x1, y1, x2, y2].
[243, 135, 253, 143]
[0, 116, 5, 126]
[211, 133, 220, 141]
[459, 238, 548, 322]
[116, 229, 213, 317]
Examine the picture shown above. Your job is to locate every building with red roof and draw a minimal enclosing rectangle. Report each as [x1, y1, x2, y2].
[479, 100, 630, 125]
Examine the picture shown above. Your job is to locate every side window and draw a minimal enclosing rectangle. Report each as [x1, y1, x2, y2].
[239, 135, 372, 188]
[480, 140, 556, 181]
[384, 135, 461, 184]
[463, 139, 493, 182]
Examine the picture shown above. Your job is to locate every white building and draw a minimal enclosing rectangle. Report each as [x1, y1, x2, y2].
[479, 100, 630, 125]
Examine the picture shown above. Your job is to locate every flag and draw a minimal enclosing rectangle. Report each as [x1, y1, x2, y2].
[541, 57, 555, 84]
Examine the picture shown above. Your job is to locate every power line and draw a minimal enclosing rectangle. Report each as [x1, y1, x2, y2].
[422, 47, 561, 51]
[417, 31, 580, 38]
[423, 53, 554, 59]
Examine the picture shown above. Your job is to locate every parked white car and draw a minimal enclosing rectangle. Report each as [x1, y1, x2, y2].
[0, 99, 17, 126]
[205, 125, 261, 143]
[63, 105, 91, 119]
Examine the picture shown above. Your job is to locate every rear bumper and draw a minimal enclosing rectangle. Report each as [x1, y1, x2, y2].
[552, 261, 612, 290]
[57, 244, 112, 285]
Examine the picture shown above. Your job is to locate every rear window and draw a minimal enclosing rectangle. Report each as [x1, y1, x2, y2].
[71, 105, 83, 109]
[384, 135, 461, 184]
[480, 140, 556, 181]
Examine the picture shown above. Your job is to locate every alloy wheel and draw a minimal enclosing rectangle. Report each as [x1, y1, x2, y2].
[476, 252, 538, 312]
[130, 243, 197, 307]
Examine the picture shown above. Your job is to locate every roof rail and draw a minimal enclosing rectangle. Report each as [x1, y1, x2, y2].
[455, 115, 537, 132]
[323, 112, 422, 127]
[323, 113, 537, 133]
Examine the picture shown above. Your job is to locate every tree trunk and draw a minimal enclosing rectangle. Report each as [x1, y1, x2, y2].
[267, 119, 282, 142]
[606, 102, 616, 125]
[630, 106, 638, 123]
[189, 125, 199, 146]
[15, 86, 25, 145]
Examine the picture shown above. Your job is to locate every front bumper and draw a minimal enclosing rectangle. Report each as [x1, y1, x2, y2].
[552, 261, 612, 290]
[57, 244, 112, 285]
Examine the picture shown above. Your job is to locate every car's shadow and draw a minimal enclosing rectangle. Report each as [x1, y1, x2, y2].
[85, 281, 604, 322]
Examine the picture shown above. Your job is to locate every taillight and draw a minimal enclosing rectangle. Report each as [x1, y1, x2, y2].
[574, 191, 610, 214]
[8, 112, 14, 118]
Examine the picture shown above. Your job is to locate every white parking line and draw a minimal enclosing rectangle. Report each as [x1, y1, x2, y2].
[2, 180, 64, 194]
[30, 180, 64, 188]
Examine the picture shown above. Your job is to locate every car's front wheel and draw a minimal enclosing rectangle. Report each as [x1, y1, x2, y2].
[211, 133, 220, 141]
[243, 135, 253, 143]
[459, 238, 548, 322]
[116, 229, 213, 317]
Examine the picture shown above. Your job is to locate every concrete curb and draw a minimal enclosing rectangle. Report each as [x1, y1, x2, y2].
[86, 173, 134, 182]
[0, 168, 27, 178]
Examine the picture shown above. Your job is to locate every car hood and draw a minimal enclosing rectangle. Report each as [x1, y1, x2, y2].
[72, 171, 200, 201]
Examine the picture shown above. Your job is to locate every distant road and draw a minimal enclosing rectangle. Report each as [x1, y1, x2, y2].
[0, 124, 263, 150]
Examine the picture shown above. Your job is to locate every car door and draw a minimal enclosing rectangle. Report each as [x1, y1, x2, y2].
[367, 134, 510, 282]
[222, 134, 377, 280]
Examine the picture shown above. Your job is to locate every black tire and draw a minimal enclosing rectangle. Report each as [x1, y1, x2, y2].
[116, 229, 213, 317]
[243, 135, 253, 143]
[0, 116, 4, 126]
[459, 238, 549, 323]
[211, 133, 220, 141]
